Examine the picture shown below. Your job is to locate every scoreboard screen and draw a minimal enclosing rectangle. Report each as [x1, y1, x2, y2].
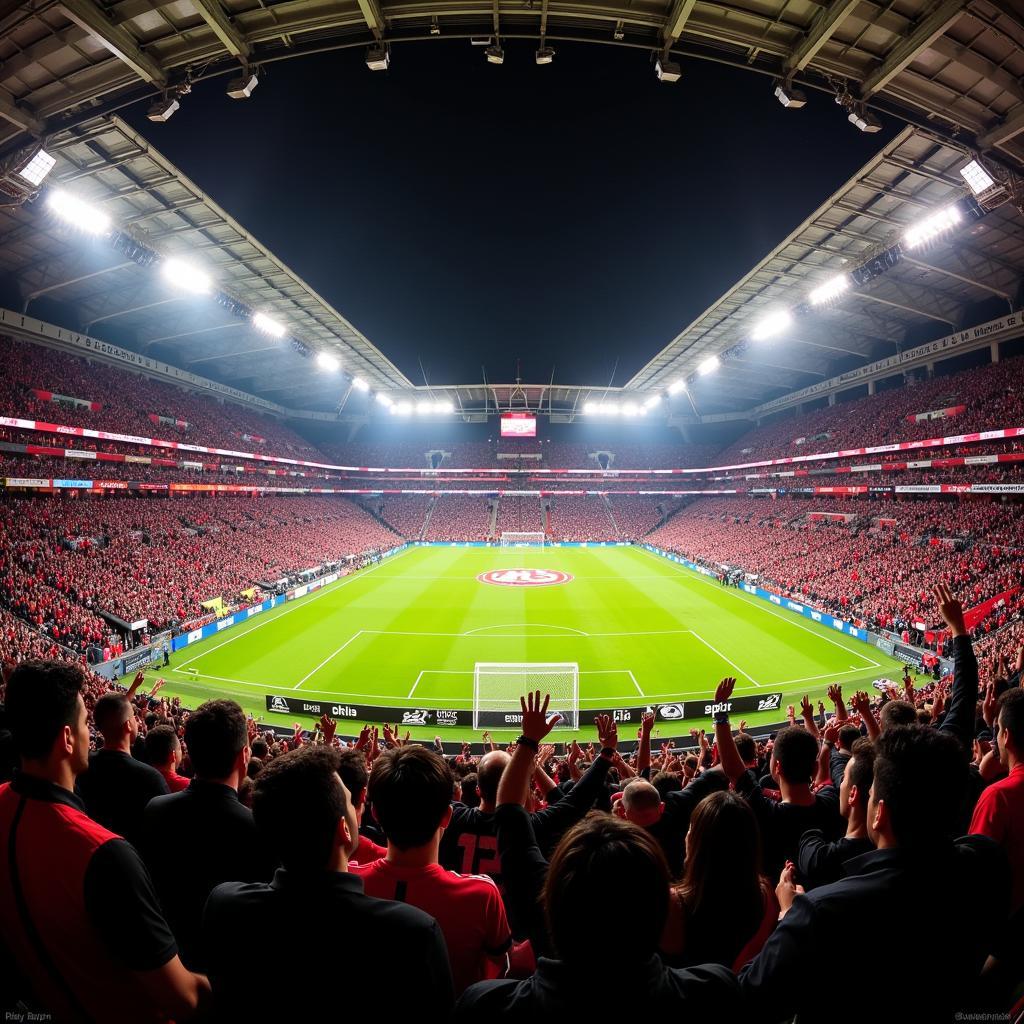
[501, 413, 537, 438]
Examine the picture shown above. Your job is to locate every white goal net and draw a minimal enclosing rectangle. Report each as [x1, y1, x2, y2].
[473, 662, 579, 730]
[500, 532, 547, 546]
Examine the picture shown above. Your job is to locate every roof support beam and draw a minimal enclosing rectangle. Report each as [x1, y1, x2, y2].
[356, 0, 386, 40]
[783, 0, 859, 74]
[663, 0, 698, 47]
[789, 335, 864, 357]
[189, 0, 251, 60]
[140, 321, 245, 350]
[977, 104, 1024, 151]
[188, 344, 280, 365]
[860, 0, 967, 98]
[901, 255, 1014, 307]
[22, 261, 135, 313]
[0, 87, 45, 135]
[59, 0, 168, 86]
[84, 297, 183, 332]
[854, 290, 956, 326]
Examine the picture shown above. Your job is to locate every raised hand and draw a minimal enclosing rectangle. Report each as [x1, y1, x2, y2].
[827, 683, 843, 708]
[776, 861, 805, 918]
[641, 710, 655, 734]
[594, 713, 618, 751]
[932, 581, 967, 637]
[715, 677, 737, 704]
[126, 670, 146, 697]
[823, 720, 841, 746]
[319, 713, 337, 745]
[982, 682, 999, 729]
[800, 695, 814, 720]
[850, 690, 871, 716]
[519, 691, 562, 743]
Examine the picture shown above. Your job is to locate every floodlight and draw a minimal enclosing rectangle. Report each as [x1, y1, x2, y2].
[613, 25, 625, 40]
[226, 72, 259, 99]
[366, 45, 390, 71]
[697, 354, 720, 376]
[621, 402, 640, 417]
[394, 401, 413, 415]
[430, 20, 441, 35]
[376, 393, 394, 407]
[485, 44, 504, 64]
[655, 58, 681, 83]
[16, 148, 56, 187]
[809, 275, 850, 305]
[317, 352, 340, 372]
[161, 258, 211, 294]
[903, 205, 963, 250]
[46, 190, 111, 235]
[751, 309, 793, 341]
[667, 379, 687, 395]
[470, 36, 493, 45]
[644, 394, 662, 409]
[847, 107, 882, 133]
[435, 400, 454, 413]
[535, 46, 555, 64]
[583, 401, 599, 415]
[252, 312, 286, 338]
[959, 159, 996, 196]
[352, 376, 370, 392]
[773, 80, 806, 109]
[147, 95, 180, 122]
[600, 403, 620, 416]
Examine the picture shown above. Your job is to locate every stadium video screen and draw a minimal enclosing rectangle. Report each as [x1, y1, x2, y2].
[501, 413, 537, 438]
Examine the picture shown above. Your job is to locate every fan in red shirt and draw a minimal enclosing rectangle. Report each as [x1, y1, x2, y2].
[144, 724, 190, 793]
[356, 744, 511, 993]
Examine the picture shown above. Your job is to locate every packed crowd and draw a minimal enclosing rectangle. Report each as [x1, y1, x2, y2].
[0, 582, 1021, 1021]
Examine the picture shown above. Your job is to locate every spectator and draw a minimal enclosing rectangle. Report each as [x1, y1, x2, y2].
[660, 790, 778, 970]
[740, 725, 1010, 1023]
[141, 699, 275, 970]
[457, 694, 740, 1017]
[0, 660, 209, 1023]
[336, 742, 387, 864]
[358, 744, 512, 993]
[77, 690, 168, 846]
[203, 745, 454, 1021]
[144, 723, 189, 793]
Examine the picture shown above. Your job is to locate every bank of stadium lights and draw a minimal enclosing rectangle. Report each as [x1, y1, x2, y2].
[46, 190, 111, 235]
[376, 393, 394, 408]
[316, 352, 340, 372]
[809, 274, 850, 306]
[535, 46, 555, 65]
[251, 312, 286, 338]
[667, 379, 687, 396]
[655, 57, 681, 83]
[393, 401, 413, 415]
[583, 401, 650, 417]
[352, 377, 370, 392]
[161, 258, 211, 295]
[902, 205, 963, 251]
[959, 159, 995, 195]
[17, 147, 56, 187]
[750, 309, 792, 342]
[697, 354, 720, 376]
[485, 44, 505, 64]
[366, 45, 390, 71]
[644, 394, 662, 409]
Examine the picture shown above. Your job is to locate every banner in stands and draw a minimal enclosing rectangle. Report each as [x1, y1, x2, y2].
[907, 404, 966, 423]
[31, 389, 102, 411]
[643, 545, 869, 642]
[263, 692, 785, 726]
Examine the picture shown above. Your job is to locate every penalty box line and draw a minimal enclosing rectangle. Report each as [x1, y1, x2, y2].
[408, 668, 644, 700]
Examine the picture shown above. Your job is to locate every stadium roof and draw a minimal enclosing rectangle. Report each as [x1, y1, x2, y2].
[0, 113, 413, 407]
[0, 0, 1023, 175]
[627, 124, 1024, 411]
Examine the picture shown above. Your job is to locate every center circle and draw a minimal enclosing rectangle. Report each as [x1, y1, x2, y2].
[477, 568, 574, 587]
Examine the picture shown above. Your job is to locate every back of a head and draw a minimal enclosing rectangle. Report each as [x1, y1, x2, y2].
[476, 749, 510, 805]
[368, 745, 453, 849]
[880, 699, 917, 732]
[336, 746, 369, 804]
[872, 725, 966, 848]
[144, 724, 179, 768]
[651, 770, 682, 800]
[93, 692, 131, 743]
[460, 772, 480, 807]
[543, 812, 669, 964]
[771, 726, 819, 786]
[252, 745, 348, 871]
[847, 737, 875, 811]
[735, 733, 757, 765]
[998, 687, 1024, 753]
[621, 778, 662, 819]
[5, 660, 85, 761]
[838, 724, 862, 753]
[184, 699, 247, 779]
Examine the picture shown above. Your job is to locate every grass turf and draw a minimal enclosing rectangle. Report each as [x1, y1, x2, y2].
[148, 545, 907, 742]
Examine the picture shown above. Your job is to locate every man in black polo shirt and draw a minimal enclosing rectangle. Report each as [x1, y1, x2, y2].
[141, 698, 276, 970]
[0, 660, 209, 1023]
[77, 690, 168, 847]
[203, 744, 454, 1021]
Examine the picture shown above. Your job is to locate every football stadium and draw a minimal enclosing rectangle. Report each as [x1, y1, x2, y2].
[0, 1, 1023, 1020]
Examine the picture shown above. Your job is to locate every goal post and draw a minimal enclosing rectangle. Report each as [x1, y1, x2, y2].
[500, 531, 547, 546]
[473, 662, 579, 731]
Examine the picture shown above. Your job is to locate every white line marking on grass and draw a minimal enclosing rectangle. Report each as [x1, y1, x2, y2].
[627, 670, 644, 697]
[639, 548, 880, 669]
[770, 667, 872, 688]
[688, 630, 761, 687]
[407, 671, 425, 699]
[175, 553, 406, 670]
[293, 631, 364, 689]
[462, 623, 590, 636]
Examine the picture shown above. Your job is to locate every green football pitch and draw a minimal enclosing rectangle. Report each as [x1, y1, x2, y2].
[149, 545, 906, 742]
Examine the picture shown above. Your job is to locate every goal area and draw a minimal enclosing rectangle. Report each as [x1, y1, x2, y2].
[473, 662, 579, 730]
[500, 531, 547, 546]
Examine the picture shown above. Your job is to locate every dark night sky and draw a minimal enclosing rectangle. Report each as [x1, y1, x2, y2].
[122, 42, 898, 387]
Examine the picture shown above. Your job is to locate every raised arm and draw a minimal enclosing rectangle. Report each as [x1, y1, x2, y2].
[800, 695, 820, 740]
[636, 710, 655, 777]
[496, 691, 562, 807]
[827, 683, 848, 723]
[932, 582, 978, 752]
[850, 690, 879, 741]
[712, 677, 747, 783]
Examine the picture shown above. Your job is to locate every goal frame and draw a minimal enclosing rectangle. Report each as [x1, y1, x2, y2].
[473, 662, 579, 731]
[500, 531, 548, 547]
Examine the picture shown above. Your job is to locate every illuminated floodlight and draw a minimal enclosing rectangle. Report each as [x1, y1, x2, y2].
[697, 354, 720, 376]
[621, 402, 640, 417]
[751, 309, 792, 342]
[394, 401, 413, 415]
[162, 258, 211, 294]
[600, 403, 620, 416]
[809, 275, 850, 306]
[252, 312, 286, 338]
[46, 190, 111, 235]
[352, 376, 370, 391]
[485, 45, 504, 64]
[667, 379, 687, 395]
[434, 400, 454, 413]
[903, 205, 962, 250]
[376, 393, 394, 407]
[655, 58, 681, 83]
[959, 160, 996, 196]
[316, 352, 340, 372]
[535, 47, 555, 64]
[644, 394, 662, 409]
[583, 401, 599, 414]
[17, 148, 56, 186]
[416, 400, 433, 414]
[366, 45, 390, 71]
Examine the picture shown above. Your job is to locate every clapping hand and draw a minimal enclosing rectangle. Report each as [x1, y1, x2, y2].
[519, 691, 562, 743]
